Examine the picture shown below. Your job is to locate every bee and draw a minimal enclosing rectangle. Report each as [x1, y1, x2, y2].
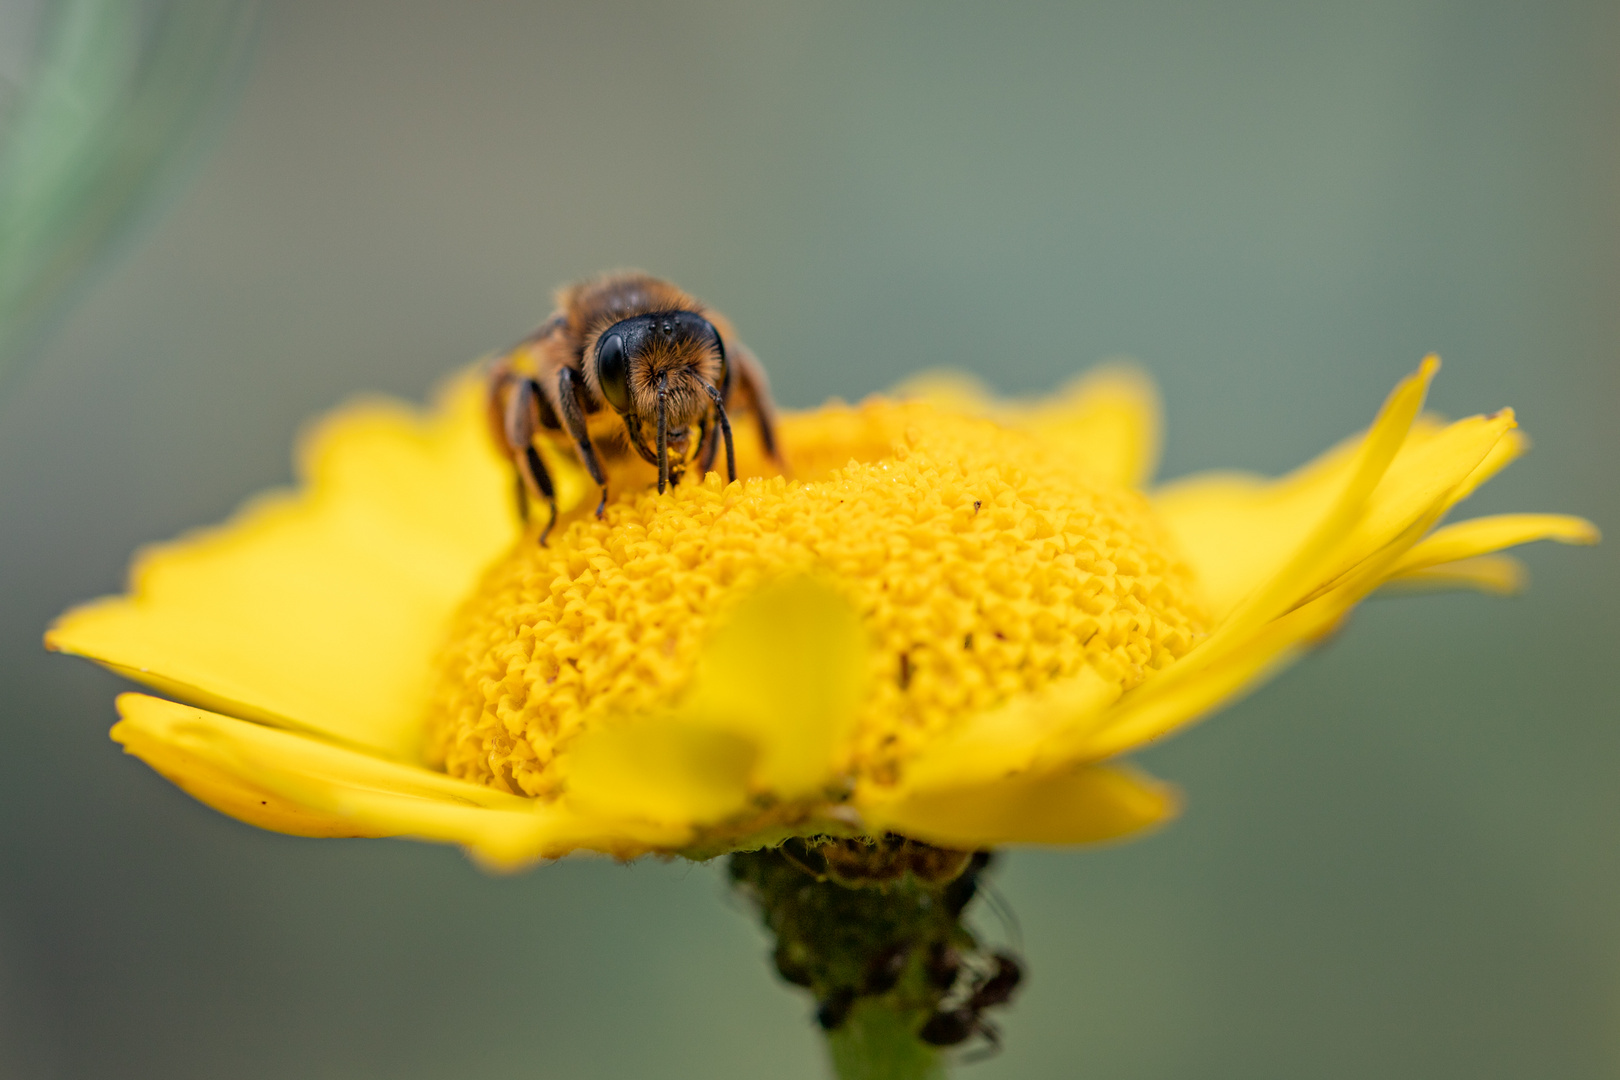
[487, 272, 782, 543]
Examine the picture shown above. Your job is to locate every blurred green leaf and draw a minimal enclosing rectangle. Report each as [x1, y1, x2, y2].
[0, 0, 257, 389]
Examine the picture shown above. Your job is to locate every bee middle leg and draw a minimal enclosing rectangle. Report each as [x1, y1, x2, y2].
[501, 376, 559, 544]
[556, 366, 609, 517]
[699, 382, 736, 482]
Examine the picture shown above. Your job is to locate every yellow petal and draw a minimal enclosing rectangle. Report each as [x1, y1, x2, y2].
[1375, 513, 1596, 597]
[110, 693, 641, 867]
[889, 370, 995, 415]
[1153, 464, 1343, 622]
[49, 372, 525, 758]
[885, 664, 1121, 796]
[1130, 358, 1442, 740]
[861, 762, 1178, 848]
[1304, 409, 1519, 599]
[1079, 602, 1329, 762]
[559, 577, 869, 829]
[1081, 502, 1442, 760]
[680, 576, 869, 798]
[1379, 554, 1527, 596]
[895, 363, 1161, 487]
[1389, 513, 1599, 574]
[880, 545, 1374, 824]
[1449, 428, 1529, 504]
[561, 720, 756, 829]
[114, 697, 390, 839]
[1153, 360, 1439, 621]
[1210, 356, 1438, 638]
[1014, 365, 1162, 488]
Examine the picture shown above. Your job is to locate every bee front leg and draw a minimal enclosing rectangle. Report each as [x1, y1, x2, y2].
[503, 377, 559, 544]
[555, 366, 610, 517]
[695, 413, 716, 476]
[700, 381, 737, 482]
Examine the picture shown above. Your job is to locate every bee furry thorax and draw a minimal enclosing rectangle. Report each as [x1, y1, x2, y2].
[487, 271, 781, 543]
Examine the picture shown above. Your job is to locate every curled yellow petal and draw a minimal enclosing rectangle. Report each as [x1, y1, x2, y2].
[862, 762, 1178, 848]
[559, 576, 868, 831]
[883, 664, 1121, 796]
[681, 576, 869, 798]
[562, 720, 756, 831]
[111, 693, 651, 869]
[114, 695, 391, 839]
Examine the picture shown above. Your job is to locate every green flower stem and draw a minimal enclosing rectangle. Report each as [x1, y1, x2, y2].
[729, 839, 1008, 1080]
[825, 998, 946, 1080]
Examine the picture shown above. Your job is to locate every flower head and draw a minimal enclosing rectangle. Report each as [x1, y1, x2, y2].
[47, 357, 1595, 867]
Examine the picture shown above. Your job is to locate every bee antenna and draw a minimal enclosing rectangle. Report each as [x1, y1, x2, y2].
[701, 381, 737, 482]
[656, 372, 671, 494]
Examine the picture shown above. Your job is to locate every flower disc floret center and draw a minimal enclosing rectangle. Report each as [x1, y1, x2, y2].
[425, 398, 1209, 800]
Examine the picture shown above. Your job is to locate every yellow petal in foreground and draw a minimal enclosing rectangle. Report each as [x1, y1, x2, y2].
[50, 355, 1595, 865]
[113, 692, 685, 867]
[562, 577, 869, 831]
[863, 761, 1179, 849]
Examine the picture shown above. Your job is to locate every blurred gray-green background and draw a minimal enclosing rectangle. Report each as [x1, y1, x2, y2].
[2, 2, 1617, 1077]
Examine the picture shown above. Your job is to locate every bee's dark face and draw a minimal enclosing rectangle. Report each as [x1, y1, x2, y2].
[590, 311, 726, 426]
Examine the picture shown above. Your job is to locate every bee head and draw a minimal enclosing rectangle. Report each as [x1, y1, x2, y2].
[589, 311, 727, 422]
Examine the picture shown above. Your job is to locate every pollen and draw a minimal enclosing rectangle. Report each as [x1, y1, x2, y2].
[424, 398, 1208, 799]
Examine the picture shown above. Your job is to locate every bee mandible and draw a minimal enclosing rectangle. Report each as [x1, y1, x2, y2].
[487, 272, 782, 543]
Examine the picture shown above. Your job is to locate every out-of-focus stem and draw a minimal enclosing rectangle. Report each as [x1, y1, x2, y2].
[729, 840, 1017, 1080]
[824, 998, 945, 1080]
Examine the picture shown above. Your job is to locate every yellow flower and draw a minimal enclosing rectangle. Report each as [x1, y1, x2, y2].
[46, 357, 1595, 869]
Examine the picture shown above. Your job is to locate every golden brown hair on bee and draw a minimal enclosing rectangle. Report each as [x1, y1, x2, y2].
[487, 271, 782, 543]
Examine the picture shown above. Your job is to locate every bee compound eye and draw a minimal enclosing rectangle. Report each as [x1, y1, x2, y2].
[595, 333, 632, 412]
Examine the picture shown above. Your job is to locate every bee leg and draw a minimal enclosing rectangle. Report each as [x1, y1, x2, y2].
[695, 413, 717, 476]
[513, 473, 529, 524]
[701, 381, 737, 482]
[504, 377, 559, 544]
[622, 411, 662, 468]
[556, 366, 609, 517]
[655, 372, 671, 494]
[523, 446, 559, 545]
[728, 342, 781, 464]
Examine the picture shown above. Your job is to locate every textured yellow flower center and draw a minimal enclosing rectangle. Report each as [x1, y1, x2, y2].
[425, 398, 1208, 799]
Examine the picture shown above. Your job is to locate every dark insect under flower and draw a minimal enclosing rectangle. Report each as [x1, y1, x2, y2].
[918, 951, 1024, 1052]
[729, 837, 1024, 1059]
